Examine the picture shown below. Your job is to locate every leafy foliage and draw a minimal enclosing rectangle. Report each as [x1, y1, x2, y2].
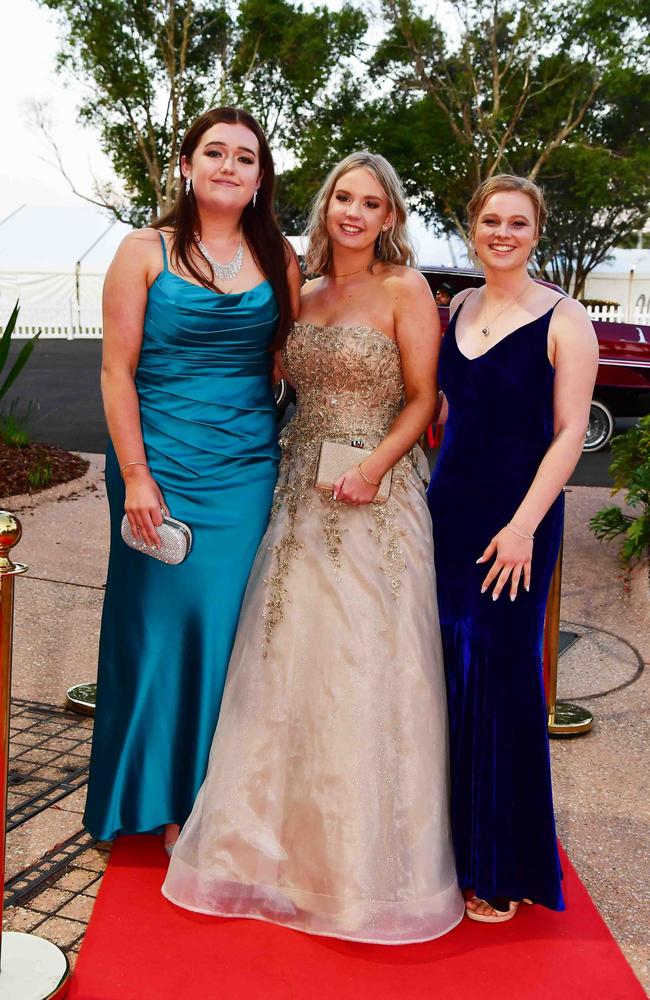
[589, 415, 650, 565]
[39, 0, 367, 225]
[0, 302, 40, 403]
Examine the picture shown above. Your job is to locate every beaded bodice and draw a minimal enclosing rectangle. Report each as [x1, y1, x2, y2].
[283, 322, 404, 446]
[261, 322, 426, 651]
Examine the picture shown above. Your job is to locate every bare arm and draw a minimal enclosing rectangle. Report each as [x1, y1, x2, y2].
[334, 269, 440, 504]
[479, 298, 599, 599]
[271, 245, 303, 385]
[101, 229, 168, 547]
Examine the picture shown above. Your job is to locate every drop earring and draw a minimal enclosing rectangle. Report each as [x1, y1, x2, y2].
[185, 177, 191, 195]
[253, 190, 258, 208]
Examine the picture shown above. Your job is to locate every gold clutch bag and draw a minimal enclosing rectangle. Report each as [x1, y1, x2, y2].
[314, 441, 392, 503]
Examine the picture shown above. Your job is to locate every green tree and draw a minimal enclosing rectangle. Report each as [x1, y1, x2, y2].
[38, 0, 366, 225]
[365, 0, 649, 289]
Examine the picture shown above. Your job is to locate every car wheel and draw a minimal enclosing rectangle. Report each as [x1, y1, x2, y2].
[584, 399, 615, 452]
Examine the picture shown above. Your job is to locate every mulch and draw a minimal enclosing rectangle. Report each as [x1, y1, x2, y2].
[0, 441, 89, 499]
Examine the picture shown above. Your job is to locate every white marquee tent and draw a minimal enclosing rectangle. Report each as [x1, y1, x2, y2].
[1, 203, 647, 336]
[0, 204, 131, 337]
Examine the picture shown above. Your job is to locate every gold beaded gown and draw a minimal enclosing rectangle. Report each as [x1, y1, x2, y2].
[162, 322, 464, 944]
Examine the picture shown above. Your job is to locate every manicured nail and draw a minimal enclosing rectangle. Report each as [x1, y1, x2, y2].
[481, 586, 487, 594]
[476, 557, 483, 563]
[510, 594, 516, 602]
[525, 584, 530, 592]
[492, 592, 498, 601]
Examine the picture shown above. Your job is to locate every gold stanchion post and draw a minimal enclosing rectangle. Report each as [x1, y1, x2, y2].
[0, 511, 71, 999]
[543, 502, 594, 737]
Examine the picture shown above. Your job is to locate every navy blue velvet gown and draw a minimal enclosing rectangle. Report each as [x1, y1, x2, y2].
[427, 295, 565, 911]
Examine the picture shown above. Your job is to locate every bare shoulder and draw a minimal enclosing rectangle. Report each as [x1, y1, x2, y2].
[300, 275, 324, 300]
[551, 295, 597, 339]
[449, 285, 475, 316]
[115, 227, 164, 261]
[382, 264, 433, 305]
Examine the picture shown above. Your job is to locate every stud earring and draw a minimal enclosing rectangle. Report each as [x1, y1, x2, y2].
[185, 177, 191, 195]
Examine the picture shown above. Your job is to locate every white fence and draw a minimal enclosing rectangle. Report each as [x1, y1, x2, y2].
[4, 300, 650, 340]
[586, 305, 650, 325]
[3, 304, 103, 339]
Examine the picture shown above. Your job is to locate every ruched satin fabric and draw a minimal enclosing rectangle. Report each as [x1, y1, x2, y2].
[162, 323, 465, 944]
[427, 299, 565, 910]
[84, 246, 280, 841]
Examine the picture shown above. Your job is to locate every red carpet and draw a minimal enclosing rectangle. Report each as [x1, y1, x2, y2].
[69, 836, 645, 1000]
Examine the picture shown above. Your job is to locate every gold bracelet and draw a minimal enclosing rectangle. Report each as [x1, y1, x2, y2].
[121, 461, 149, 475]
[506, 521, 535, 541]
[358, 463, 380, 488]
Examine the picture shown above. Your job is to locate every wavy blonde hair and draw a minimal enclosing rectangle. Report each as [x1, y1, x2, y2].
[303, 151, 415, 275]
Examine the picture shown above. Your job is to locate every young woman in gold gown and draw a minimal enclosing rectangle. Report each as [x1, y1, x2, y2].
[162, 152, 464, 944]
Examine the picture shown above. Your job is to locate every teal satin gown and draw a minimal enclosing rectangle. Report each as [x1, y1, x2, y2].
[84, 236, 280, 840]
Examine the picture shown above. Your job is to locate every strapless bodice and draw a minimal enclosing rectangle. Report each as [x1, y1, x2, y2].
[283, 322, 403, 446]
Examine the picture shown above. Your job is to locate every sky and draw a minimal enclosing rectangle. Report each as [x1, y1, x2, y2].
[2, 0, 388, 223]
[1, 0, 116, 221]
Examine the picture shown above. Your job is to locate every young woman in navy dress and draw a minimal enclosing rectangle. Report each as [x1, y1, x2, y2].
[427, 175, 598, 922]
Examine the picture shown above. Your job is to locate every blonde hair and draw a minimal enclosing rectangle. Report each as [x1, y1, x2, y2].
[303, 151, 415, 275]
[467, 174, 547, 244]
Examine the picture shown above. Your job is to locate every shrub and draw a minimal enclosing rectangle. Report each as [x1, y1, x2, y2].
[26, 461, 53, 492]
[589, 414, 650, 565]
[0, 399, 36, 447]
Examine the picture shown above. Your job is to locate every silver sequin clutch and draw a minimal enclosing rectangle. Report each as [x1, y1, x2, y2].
[315, 441, 392, 503]
[120, 512, 193, 564]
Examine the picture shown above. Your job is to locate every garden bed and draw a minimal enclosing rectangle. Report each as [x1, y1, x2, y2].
[0, 442, 89, 499]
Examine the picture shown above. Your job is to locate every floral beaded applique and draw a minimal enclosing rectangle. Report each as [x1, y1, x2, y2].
[261, 323, 425, 651]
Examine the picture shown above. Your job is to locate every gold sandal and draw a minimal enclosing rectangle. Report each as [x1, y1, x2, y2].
[465, 896, 532, 923]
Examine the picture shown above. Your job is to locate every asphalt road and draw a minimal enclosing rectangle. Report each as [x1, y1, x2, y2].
[3, 340, 634, 487]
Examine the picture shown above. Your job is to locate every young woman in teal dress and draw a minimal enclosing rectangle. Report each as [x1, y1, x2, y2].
[427, 175, 598, 922]
[84, 107, 300, 852]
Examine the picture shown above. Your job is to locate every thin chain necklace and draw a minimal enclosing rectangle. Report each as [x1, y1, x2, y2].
[194, 230, 244, 282]
[331, 264, 370, 279]
[481, 280, 534, 337]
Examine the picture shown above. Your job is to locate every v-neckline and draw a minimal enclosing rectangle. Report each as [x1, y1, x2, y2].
[452, 298, 554, 362]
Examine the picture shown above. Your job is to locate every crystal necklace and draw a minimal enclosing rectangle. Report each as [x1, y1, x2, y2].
[194, 230, 244, 282]
[481, 280, 534, 337]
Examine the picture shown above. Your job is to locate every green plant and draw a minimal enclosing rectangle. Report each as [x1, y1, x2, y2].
[589, 415, 650, 565]
[0, 399, 36, 447]
[26, 461, 53, 492]
[0, 300, 40, 401]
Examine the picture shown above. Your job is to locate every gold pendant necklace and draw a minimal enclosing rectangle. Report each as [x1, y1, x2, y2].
[331, 264, 370, 279]
[482, 280, 534, 337]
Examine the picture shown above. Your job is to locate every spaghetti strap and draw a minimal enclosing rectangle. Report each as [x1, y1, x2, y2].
[158, 232, 169, 271]
[550, 295, 565, 312]
[451, 287, 476, 322]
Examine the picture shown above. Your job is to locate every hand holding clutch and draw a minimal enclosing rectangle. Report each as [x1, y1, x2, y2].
[315, 441, 392, 504]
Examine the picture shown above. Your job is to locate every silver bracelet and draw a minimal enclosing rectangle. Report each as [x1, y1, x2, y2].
[120, 461, 149, 475]
[506, 521, 535, 541]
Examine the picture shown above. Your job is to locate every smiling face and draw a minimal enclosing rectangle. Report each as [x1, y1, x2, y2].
[181, 122, 262, 213]
[326, 167, 393, 255]
[473, 190, 538, 271]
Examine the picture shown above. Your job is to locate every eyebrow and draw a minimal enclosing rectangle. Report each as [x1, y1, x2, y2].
[335, 187, 384, 200]
[481, 211, 531, 220]
[204, 140, 258, 156]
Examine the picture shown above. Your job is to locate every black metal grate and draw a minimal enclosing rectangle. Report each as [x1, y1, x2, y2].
[4, 829, 98, 908]
[7, 699, 93, 831]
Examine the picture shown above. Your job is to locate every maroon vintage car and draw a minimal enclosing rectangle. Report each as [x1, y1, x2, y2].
[420, 266, 650, 451]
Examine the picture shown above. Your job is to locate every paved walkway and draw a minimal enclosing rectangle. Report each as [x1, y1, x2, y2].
[2, 461, 648, 989]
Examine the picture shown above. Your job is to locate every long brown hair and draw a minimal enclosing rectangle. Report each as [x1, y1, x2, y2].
[153, 107, 294, 348]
